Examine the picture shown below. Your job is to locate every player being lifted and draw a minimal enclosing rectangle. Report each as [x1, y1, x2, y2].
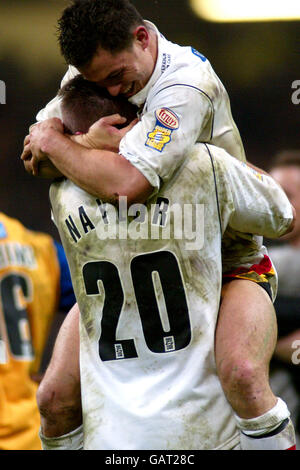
[33, 76, 296, 450]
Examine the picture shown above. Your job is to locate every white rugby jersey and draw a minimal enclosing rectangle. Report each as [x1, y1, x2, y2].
[49, 144, 292, 450]
[36, 21, 245, 191]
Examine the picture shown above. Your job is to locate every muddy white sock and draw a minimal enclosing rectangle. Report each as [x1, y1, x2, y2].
[39, 424, 83, 450]
[235, 398, 296, 450]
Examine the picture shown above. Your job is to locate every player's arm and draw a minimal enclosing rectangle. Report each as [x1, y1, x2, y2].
[22, 119, 153, 205]
[22, 85, 212, 203]
[118, 86, 215, 190]
[245, 162, 296, 234]
[23, 114, 138, 180]
[219, 153, 295, 238]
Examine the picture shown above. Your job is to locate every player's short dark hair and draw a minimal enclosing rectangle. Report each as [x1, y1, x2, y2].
[269, 150, 300, 171]
[58, 74, 138, 134]
[58, 0, 145, 68]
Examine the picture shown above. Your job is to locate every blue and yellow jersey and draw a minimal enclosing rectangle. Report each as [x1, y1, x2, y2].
[0, 213, 75, 450]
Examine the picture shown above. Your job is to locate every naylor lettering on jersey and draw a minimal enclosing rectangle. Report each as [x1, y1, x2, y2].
[64, 197, 170, 243]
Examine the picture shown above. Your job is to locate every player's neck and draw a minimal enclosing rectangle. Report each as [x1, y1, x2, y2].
[148, 28, 158, 74]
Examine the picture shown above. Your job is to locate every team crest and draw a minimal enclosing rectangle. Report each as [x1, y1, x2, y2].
[145, 108, 179, 152]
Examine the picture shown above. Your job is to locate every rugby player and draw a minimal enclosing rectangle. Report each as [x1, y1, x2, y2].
[35, 76, 296, 450]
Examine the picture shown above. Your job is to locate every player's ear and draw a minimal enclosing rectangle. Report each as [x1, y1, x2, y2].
[132, 26, 149, 50]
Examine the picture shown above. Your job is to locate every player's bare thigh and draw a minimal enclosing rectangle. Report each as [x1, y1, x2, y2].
[215, 279, 277, 418]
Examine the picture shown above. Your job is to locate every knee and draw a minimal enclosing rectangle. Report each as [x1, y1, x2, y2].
[217, 357, 265, 394]
[36, 380, 57, 418]
[36, 375, 80, 419]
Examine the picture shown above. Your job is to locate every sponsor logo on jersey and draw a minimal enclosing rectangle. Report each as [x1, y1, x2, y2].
[156, 108, 179, 130]
[191, 47, 207, 62]
[145, 108, 179, 152]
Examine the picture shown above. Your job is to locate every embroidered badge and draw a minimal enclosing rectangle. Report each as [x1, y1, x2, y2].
[145, 108, 179, 152]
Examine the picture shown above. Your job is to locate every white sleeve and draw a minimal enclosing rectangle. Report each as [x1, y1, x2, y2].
[35, 66, 80, 123]
[50, 208, 58, 229]
[119, 85, 213, 189]
[217, 152, 293, 238]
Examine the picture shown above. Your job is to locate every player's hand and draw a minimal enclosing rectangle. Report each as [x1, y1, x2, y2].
[21, 118, 64, 176]
[71, 114, 138, 151]
[21, 134, 32, 161]
[24, 157, 63, 179]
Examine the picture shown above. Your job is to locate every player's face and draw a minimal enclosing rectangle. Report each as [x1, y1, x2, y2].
[79, 27, 156, 98]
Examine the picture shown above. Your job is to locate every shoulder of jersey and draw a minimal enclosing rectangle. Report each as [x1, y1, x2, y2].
[155, 46, 221, 101]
